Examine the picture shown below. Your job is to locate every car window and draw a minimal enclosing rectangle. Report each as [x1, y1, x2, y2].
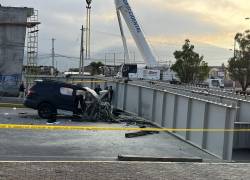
[76, 90, 85, 95]
[60, 87, 73, 96]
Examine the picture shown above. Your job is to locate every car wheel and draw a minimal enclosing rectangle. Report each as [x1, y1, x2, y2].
[38, 103, 57, 119]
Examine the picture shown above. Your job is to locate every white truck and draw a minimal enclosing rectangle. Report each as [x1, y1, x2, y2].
[116, 63, 161, 80]
[196, 78, 224, 89]
[129, 68, 161, 80]
[205, 78, 224, 88]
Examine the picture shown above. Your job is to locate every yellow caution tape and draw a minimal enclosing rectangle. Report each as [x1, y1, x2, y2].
[72, 80, 107, 83]
[0, 124, 249, 132]
[0, 103, 23, 106]
[0, 103, 24, 108]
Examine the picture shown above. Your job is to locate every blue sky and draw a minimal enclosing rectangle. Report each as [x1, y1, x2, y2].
[2, 0, 250, 70]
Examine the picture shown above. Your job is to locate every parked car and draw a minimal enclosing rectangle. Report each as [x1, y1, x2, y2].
[24, 80, 111, 120]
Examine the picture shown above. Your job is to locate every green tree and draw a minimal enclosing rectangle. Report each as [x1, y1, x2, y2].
[89, 61, 104, 75]
[228, 30, 250, 92]
[171, 39, 209, 83]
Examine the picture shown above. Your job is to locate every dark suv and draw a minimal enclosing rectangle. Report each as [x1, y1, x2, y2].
[24, 80, 110, 119]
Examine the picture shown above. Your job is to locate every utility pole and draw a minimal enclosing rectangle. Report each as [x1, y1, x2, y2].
[133, 52, 136, 63]
[104, 53, 107, 66]
[113, 53, 116, 66]
[123, 52, 126, 64]
[79, 25, 86, 76]
[51, 38, 55, 75]
[85, 0, 92, 60]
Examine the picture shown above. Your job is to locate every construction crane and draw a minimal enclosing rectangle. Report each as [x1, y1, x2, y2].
[114, 0, 159, 68]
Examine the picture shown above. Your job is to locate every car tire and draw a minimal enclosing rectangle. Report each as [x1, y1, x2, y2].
[38, 103, 57, 119]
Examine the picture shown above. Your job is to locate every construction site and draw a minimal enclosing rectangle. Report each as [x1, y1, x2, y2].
[1, 0, 250, 179]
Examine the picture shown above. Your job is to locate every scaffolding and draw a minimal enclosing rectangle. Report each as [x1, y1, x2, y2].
[26, 9, 40, 75]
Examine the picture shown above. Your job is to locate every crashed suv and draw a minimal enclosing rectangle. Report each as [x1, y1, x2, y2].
[24, 80, 112, 121]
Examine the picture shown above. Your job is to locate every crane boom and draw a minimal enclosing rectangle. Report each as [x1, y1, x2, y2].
[115, 0, 159, 67]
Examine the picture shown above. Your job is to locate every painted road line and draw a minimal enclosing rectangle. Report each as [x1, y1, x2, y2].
[0, 124, 250, 132]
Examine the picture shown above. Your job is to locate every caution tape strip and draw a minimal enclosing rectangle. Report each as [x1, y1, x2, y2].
[0, 103, 24, 108]
[0, 103, 23, 106]
[0, 124, 250, 132]
[72, 80, 107, 83]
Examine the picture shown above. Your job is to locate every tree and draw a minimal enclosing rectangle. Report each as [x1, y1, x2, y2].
[89, 61, 104, 75]
[171, 39, 209, 83]
[228, 30, 250, 92]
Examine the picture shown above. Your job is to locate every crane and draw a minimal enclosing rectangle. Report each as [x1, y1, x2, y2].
[114, 0, 159, 67]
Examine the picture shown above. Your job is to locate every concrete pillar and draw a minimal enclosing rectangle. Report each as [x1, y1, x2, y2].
[0, 6, 33, 96]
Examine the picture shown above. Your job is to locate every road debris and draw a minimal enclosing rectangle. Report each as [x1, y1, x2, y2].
[125, 130, 159, 138]
[117, 155, 203, 162]
[115, 112, 160, 138]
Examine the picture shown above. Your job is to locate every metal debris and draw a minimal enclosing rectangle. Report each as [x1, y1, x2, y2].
[125, 130, 159, 138]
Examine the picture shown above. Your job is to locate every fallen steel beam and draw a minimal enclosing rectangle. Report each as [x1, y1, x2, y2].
[117, 155, 203, 162]
[125, 131, 159, 138]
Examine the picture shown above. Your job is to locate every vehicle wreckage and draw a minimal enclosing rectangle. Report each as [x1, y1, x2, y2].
[74, 86, 113, 121]
[24, 80, 159, 137]
[24, 80, 113, 121]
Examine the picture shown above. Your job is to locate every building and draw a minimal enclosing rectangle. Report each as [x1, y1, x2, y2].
[23, 65, 59, 76]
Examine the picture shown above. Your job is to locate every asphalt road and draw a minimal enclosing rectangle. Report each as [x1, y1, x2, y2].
[0, 107, 249, 179]
[1, 162, 250, 180]
[0, 107, 218, 162]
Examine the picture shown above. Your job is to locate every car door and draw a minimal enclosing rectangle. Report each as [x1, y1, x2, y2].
[56, 86, 74, 111]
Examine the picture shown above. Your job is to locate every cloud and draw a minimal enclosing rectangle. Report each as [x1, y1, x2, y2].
[131, 0, 250, 47]
[2, 0, 249, 70]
